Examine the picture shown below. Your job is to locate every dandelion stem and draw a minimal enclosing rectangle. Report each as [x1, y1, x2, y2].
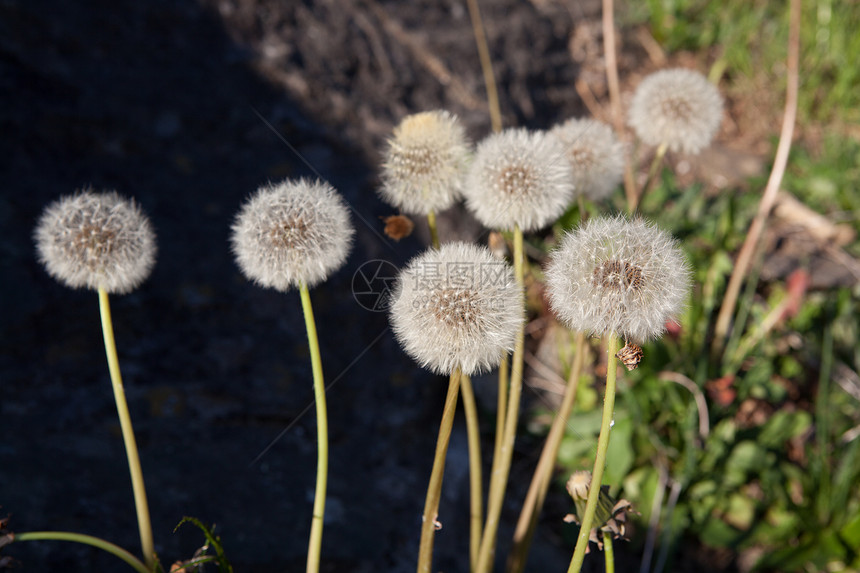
[603, 531, 615, 573]
[299, 283, 329, 573]
[600, 0, 635, 210]
[507, 331, 588, 573]
[417, 369, 462, 573]
[14, 531, 151, 573]
[427, 211, 440, 249]
[98, 288, 154, 569]
[494, 354, 509, 470]
[568, 333, 620, 573]
[476, 226, 525, 573]
[635, 142, 668, 212]
[460, 373, 484, 571]
[467, 0, 502, 133]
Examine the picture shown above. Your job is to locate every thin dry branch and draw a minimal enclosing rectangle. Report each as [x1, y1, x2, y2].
[364, 0, 485, 111]
[712, 0, 801, 356]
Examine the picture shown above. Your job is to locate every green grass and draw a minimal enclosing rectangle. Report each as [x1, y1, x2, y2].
[623, 0, 860, 125]
[556, 172, 860, 569]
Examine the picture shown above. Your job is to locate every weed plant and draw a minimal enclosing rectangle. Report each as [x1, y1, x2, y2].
[5, 0, 859, 572]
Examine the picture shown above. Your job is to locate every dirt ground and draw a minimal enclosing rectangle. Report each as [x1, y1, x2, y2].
[2, 0, 847, 571]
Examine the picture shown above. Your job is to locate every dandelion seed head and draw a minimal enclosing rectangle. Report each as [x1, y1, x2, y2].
[379, 110, 471, 215]
[545, 215, 691, 342]
[464, 128, 575, 232]
[389, 242, 524, 375]
[35, 189, 157, 294]
[231, 179, 354, 291]
[627, 68, 723, 154]
[550, 118, 625, 201]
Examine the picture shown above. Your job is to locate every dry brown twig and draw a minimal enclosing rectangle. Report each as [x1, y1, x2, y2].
[363, 0, 485, 111]
[712, 0, 801, 357]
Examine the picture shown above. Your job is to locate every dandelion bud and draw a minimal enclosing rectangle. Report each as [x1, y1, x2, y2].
[566, 471, 592, 502]
[464, 128, 575, 232]
[627, 68, 723, 155]
[379, 110, 472, 215]
[34, 189, 157, 294]
[231, 179, 354, 291]
[389, 242, 524, 376]
[550, 118, 625, 201]
[545, 216, 690, 343]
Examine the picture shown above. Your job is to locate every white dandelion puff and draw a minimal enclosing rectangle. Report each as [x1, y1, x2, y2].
[627, 68, 723, 155]
[231, 179, 354, 291]
[550, 118, 625, 201]
[389, 242, 524, 376]
[379, 110, 472, 215]
[35, 189, 157, 294]
[464, 128, 575, 232]
[545, 215, 691, 343]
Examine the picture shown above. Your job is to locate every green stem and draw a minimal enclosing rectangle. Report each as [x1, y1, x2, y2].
[489, 353, 509, 568]
[635, 142, 668, 212]
[417, 369, 462, 573]
[14, 531, 151, 573]
[507, 331, 588, 573]
[427, 211, 440, 249]
[466, 0, 502, 133]
[460, 373, 484, 571]
[475, 226, 525, 573]
[567, 333, 620, 573]
[493, 355, 509, 472]
[721, 237, 768, 370]
[603, 531, 615, 573]
[97, 288, 154, 569]
[299, 284, 328, 573]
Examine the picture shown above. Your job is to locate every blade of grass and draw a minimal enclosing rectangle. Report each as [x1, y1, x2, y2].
[466, 0, 502, 133]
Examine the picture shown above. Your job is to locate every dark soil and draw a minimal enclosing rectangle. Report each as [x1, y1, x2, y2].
[0, 0, 776, 571]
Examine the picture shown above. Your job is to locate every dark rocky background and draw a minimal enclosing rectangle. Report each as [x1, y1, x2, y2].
[1, 0, 729, 571]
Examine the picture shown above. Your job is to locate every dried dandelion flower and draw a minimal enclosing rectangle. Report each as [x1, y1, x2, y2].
[382, 214, 415, 241]
[627, 68, 723, 154]
[35, 189, 157, 294]
[545, 216, 690, 343]
[464, 128, 575, 232]
[550, 118, 625, 201]
[389, 242, 524, 376]
[563, 470, 635, 552]
[231, 179, 354, 291]
[379, 110, 472, 215]
[566, 471, 593, 502]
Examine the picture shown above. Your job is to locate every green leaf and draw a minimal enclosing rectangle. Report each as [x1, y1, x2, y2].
[758, 410, 812, 449]
[604, 416, 635, 492]
[700, 516, 741, 547]
[723, 493, 755, 531]
[724, 441, 772, 489]
[623, 466, 659, 523]
[839, 513, 860, 549]
[173, 517, 233, 573]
